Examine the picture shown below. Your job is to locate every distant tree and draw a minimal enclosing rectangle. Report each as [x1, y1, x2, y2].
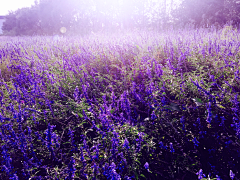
[172, 0, 240, 28]
[146, 0, 171, 31]
[172, 0, 208, 27]
[2, 7, 39, 36]
[6, 0, 233, 36]
[36, 0, 89, 35]
[2, 11, 17, 36]
[15, 7, 40, 35]
[37, 0, 60, 35]
[2, 0, 178, 36]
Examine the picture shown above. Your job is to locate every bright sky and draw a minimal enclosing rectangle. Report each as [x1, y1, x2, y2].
[0, 0, 36, 16]
[0, 0, 182, 16]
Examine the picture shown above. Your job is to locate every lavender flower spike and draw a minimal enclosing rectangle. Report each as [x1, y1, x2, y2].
[216, 175, 221, 180]
[230, 170, 235, 180]
[196, 169, 205, 180]
[144, 162, 149, 170]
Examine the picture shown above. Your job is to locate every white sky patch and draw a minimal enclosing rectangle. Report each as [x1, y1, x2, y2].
[0, 0, 36, 16]
[0, 0, 182, 17]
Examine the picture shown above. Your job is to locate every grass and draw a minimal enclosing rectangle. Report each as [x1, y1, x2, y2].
[0, 26, 239, 180]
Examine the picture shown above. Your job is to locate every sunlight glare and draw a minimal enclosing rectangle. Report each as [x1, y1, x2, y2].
[60, 27, 67, 34]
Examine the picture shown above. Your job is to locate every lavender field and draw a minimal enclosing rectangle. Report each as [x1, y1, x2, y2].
[0, 26, 240, 180]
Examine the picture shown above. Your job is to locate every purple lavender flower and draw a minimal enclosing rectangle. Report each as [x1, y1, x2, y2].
[9, 173, 19, 180]
[192, 137, 199, 147]
[120, 91, 131, 117]
[193, 117, 202, 129]
[169, 142, 175, 153]
[46, 99, 54, 117]
[1, 145, 16, 178]
[83, 138, 91, 157]
[144, 162, 149, 170]
[157, 59, 164, 71]
[58, 87, 65, 98]
[196, 169, 205, 179]
[123, 138, 130, 150]
[230, 170, 235, 180]
[231, 117, 240, 139]
[191, 79, 210, 96]
[92, 144, 99, 160]
[159, 141, 167, 150]
[68, 128, 75, 147]
[135, 132, 145, 153]
[108, 162, 121, 180]
[161, 94, 167, 107]
[51, 131, 60, 149]
[91, 119, 101, 132]
[219, 116, 225, 127]
[117, 152, 127, 173]
[180, 116, 185, 131]
[151, 111, 157, 121]
[111, 91, 117, 109]
[110, 136, 119, 162]
[91, 162, 100, 175]
[103, 162, 110, 178]
[73, 86, 80, 101]
[206, 102, 212, 124]
[44, 123, 56, 160]
[26, 126, 41, 165]
[146, 81, 154, 95]
[67, 157, 76, 179]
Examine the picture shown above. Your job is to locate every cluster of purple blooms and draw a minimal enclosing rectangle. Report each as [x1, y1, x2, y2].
[0, 25, 240, 179]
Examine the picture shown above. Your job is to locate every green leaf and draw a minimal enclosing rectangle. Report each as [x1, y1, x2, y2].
[195, 98, 203, 103]
[133, 171, 139, 180]
[78, 113, 83, 118]
[192, 98, 204, 106]
[110, 109, 115, 114]
[140, 174, 146, 179]
[135, 159, 141, 164]
[215, 101, 226, 109]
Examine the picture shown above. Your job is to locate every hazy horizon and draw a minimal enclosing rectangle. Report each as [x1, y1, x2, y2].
[0, 0, 182, 16]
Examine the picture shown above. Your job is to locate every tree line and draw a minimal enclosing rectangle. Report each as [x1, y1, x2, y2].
[2, 0, 240, 36]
